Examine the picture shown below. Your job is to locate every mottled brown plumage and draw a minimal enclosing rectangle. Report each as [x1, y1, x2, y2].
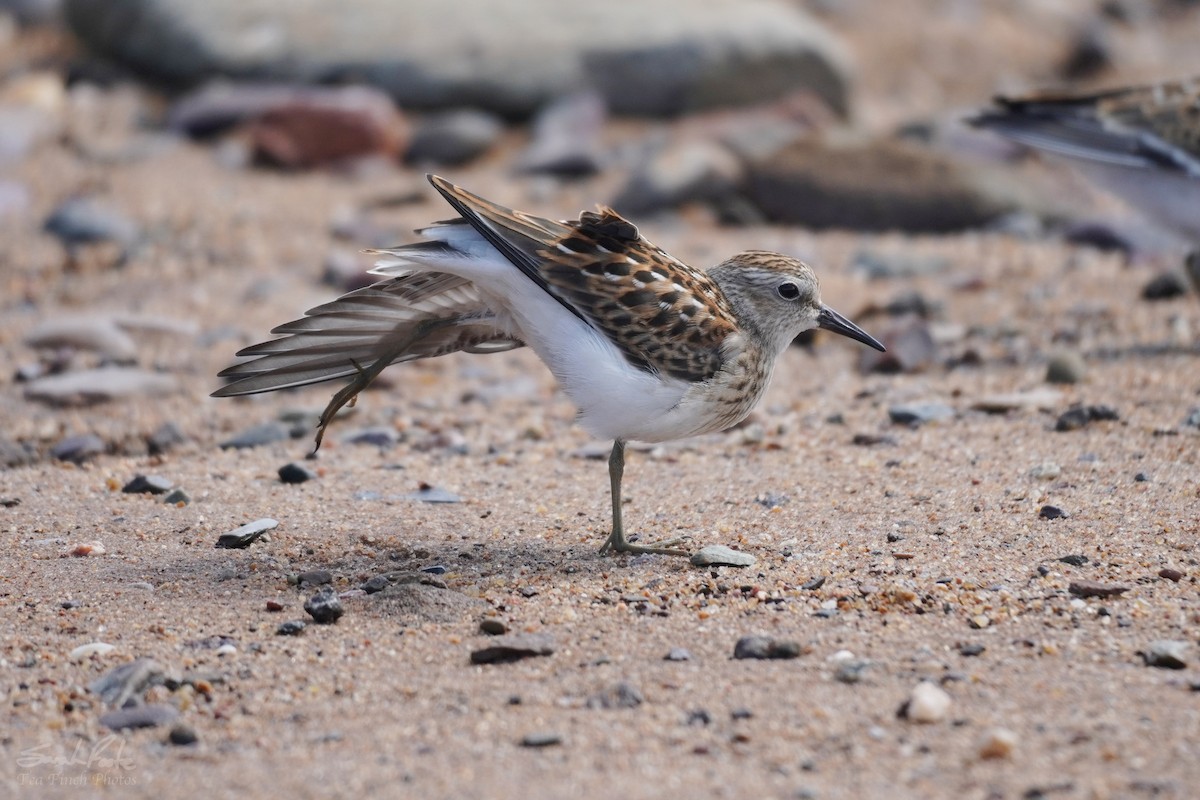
[215, 175, 885, 558]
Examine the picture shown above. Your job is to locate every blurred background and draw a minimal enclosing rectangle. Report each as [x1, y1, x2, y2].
[2, 0, 1200, 462]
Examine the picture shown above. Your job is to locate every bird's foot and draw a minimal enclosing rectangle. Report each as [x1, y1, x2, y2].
[599, 530, 689, 558]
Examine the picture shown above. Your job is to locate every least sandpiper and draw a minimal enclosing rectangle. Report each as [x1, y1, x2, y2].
[215, 175, 884, 557]
[971, 78, 1200, 245]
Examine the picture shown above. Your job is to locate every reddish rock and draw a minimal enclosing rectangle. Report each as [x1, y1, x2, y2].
[248, 87, 407, 169]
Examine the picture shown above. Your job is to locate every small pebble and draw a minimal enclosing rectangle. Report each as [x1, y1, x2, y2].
[363, 575, 391, 594]
[1045, 351, 1086, 384]
[1141, 640, 1189, 670]
[900, 681, 952, 723]
[219, 422, 290, 450]
[279, 462, 318, 484]
[69, 541, 105, 557]
[303, 587, 344, 624]
[161, 488, 191, 505]
[470, 633, 556, 664]
[100, 704, 178, 731]
[978, 727, 1018, 759]
[1039, 505, 1068, 520]
[215, 518, 277, 549]
[298, 569, 333, 588]
[51, 433, 105, 464]
[1029, 463, 1061, 481]
[122, 474, 173, 495]
[168, 723, 199, 746]
[265, 600, 285, 612]
[690, 545, 756, 568]
[276, 620, 307, 636]
[733, 635, 801, 660]
[887, 402, 954, 426]
[479, 618, 508, 636]
[1158, 568, 1183, 582]
[520, 732, 563, 748]
[1068, 580, 1128, 599]
[341, 426, 398, 447]
[833, 659, 871, 684]
[1141, 271, 1188, 300]
[1058, 554, 1088, 566]
[70, 642, 115, 661]
[664, 647, 691, 662]
[586, 682, 644, 710]
[88, 657, 164, 707]
[969, 614, 991, 630]
[959, 643, 986, 657]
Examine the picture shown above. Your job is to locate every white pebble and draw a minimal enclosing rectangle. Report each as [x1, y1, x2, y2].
[978, 727, 1018, 759]
[215, 644, 237, 656]
[69, 642, 115, 661]
[905, 681, 951, 723]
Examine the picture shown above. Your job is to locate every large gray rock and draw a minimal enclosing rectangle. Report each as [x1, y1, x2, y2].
[63, 0, 851, 118]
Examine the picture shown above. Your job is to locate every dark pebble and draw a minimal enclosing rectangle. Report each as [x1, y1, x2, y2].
[586, 682, 644, 710]
[1039, 505, 1069, 520]
[1058, 554, 1088, 567]
[168, 723, 199, 746]
[1055, 404, 1120, 432]
[265, 600, 285, 612]
[479, 618, 508, 636]
[1134, 472, 1149, 483]
[959, 643, 986, 657]
[1158, 568, 1184, 583]
[520, 732, 563, 748]
[215, 518, 277, 549]
[219, 422, 290, 450]
[100, 704, 178, 731]
[800, 577, 826, 591]
[664, 647, 691, 662]
[1184, 408, 1200, 429]
[888, 402, 954, 426]
[147, 421, 187, 455]
[470, 633, 556, 664]
[363, 575, 391, 594]
[341, 426, 398, 447]
[303, 587, 344, 624]
[162, 488, 191, 505]
[422, 565, 448, 575]
[51, 433, 105, 464]
[686, 709, 712, 726]
[298, 569, 333, 588]
[1141, 272, 1188, 301]
[733, 635, 801, 660]
[406, 109, 503, 166]
[731, 707, 754, 720]
[122, 474, 173, 495]
[1068, 580, 1129, 599]
[276, 620, 307, 636]
[279, 462, 318, 484]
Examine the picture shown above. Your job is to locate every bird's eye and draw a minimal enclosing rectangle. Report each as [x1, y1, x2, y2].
[777, 282, 801, 300]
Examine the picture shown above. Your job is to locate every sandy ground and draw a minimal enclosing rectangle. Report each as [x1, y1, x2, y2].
[4, 5, 1200, 799]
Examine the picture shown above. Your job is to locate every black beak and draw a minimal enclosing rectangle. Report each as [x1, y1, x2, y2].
[818, 305, 886, 352]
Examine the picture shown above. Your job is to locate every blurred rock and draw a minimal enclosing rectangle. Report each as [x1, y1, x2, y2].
[0, 437, 37, 468]
[747, 138, 1026, 232]
[65, 0, 850, 118]
[515, 92, 605, 176]
[42, 197, 140, 260]
[405, 109, 503, 166]
[610, 139, 743, 216]
[0, 71, 66, 164]
[247, 86, 407, 168]
[321, 247, 374, 291]
[51, 433, 105, 463]
[858, 318, 936, 373]
[1141, 271, 1189, 301]
[25, 316, 138, 360]
[24, 367, 177, 406]
[1045, 350, 1086, 384]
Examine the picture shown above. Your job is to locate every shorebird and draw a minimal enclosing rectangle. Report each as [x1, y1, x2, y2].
[971, 79, 1200, 258]
[214, 175, 884, 557]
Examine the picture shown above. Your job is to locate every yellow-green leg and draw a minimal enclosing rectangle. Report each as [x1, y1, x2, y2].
[598, 440, 689, 557]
